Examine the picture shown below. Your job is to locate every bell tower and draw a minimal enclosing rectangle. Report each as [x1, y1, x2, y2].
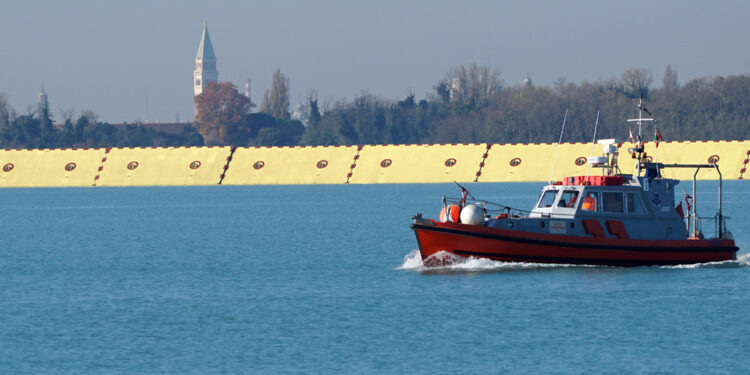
[193, 21, 218, 97]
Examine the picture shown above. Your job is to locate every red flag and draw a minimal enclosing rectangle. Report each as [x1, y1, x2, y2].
[654, 128, 663, 148]
[628, 128, 634, 143]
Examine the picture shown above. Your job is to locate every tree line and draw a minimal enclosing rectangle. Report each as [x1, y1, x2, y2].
[1, 65, 748, 149]
[0, 94, 203, 149]
[301, 66, 750, 145]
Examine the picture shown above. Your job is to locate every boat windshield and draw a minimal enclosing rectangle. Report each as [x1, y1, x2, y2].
[557, 190, 580, 208]
[537, 190, 558, 208]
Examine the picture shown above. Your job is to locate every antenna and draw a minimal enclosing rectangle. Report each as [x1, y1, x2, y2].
[549, 109, 568, 183]
[626, 97, 654, 175]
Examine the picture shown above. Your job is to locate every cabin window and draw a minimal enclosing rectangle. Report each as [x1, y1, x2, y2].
[537, 190, 558, 208]
[557, 190, 580, 208]
[627, 193, 646, 213]
[602, 192, 625, 213]
[581, 192, 598, 211]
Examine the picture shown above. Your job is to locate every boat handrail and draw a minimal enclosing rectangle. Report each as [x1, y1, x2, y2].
[638, 161, 725, 238]
[444, 197, 532, 216]
[646, 163, 716, 169]
[691, 213, 731, 239]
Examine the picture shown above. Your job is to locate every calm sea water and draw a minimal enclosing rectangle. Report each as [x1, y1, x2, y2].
[1, 182, 749, 374]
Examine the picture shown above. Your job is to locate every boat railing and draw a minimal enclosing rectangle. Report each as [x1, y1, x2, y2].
[690, 212, 730, 240]
[643, 162, 728, 239]
[444, 197, 531, 218]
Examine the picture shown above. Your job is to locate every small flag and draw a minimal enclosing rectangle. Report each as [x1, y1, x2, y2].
[675, 201, 684, 219]
[628, 128, 634, 143]
[654, 128, 663, 148]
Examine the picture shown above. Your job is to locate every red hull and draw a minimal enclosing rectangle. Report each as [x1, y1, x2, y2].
[412, 220, 738, 267]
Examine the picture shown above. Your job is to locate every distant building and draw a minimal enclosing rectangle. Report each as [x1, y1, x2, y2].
[291, 104, 310, 126]
[38, 87, 49, 113]
[193, 21, 218, 98]
[449, 77, 462, 103]
[523, 75, 533, 86]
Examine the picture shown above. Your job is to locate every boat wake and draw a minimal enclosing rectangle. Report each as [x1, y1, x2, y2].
[397, 250, 750, 272]
[396, 250, 590, 273]
[661, 252, 750, 269]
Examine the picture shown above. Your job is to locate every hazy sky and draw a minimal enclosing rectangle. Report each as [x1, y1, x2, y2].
[2, 0, 748, 123]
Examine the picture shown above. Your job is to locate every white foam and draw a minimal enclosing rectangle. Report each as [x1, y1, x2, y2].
[396, 249, 425, 270]
[398, 250, 750, 271]
[396, 250, 590, 272]
[660, 252, 750, 269]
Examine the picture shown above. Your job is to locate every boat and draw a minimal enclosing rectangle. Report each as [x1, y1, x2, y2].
[411, 100, 739, 267]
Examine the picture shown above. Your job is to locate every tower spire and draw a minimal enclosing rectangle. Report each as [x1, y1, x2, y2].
[195, 21, 216, 60]
[193, 20, 219, 99]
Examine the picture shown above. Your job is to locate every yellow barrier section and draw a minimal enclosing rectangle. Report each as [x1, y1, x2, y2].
[0, 148, 107, 187]
[349, 144, 488, 184]
[480, 140, 750, 182]
[636, 140, 750, 180]
[740, 142, 750, 180]
[95, 146, 231, 186]
[223, 146, 359, 185]
[480, 143, 590, 182]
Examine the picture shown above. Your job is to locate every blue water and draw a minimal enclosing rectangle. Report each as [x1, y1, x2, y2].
[1, 182, 749, 374]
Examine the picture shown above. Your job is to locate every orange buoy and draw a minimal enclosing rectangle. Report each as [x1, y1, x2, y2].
[439, 204, 461, 223]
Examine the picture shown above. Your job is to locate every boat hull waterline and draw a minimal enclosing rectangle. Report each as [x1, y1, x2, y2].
[412, 220, 738, 267]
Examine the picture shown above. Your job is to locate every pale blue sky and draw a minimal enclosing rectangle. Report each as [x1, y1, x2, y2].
[1, 0, 748, 123]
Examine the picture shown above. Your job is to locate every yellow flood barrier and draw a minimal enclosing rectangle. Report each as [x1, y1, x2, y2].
[0, 148, 107, 187]
[480, 142, 592, 182]
[223, 146, 359, 185]
[634, 140, 750, 180]
[480, 140, 750, 182]
[348, 144, 489, 184]
[95, 146, 231, 186]
[0, 141, 747, 187]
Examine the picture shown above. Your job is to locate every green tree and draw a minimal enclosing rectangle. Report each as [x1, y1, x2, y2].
[308, 92, 321, 125]
[37, 100, 56, 148]
[434, 82, 450, 103]
[58, 118, 75, 147]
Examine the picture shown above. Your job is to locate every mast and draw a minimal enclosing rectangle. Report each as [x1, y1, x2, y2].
[626, 97, 653, 176]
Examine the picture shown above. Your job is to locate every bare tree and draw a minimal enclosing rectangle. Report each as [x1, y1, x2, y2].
[80, 110, 99, 122]
[446, 63, 502, 107]
[620, 68, 654, 98]
[60, 108, 76, 123]
[0, 93, 12, 129]
[662, 65, 679, 92]
[260, 68, 291, 119]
